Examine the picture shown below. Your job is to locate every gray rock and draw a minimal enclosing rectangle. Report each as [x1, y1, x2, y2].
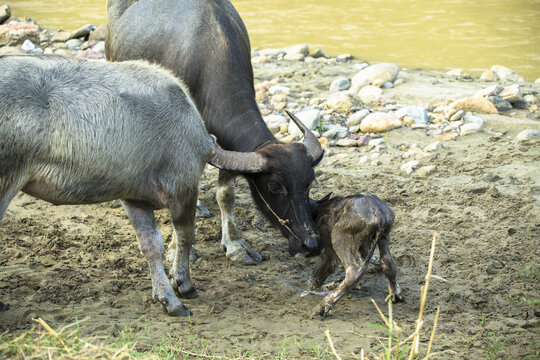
[0, 4, 10, 25]
[0, 21, 40, 46]
[283, 53, 305, 61]
[353, 63, 369, 71]
[381, 82, 394, 89]
[491, 65, 526, 82]
[322, 129, 338, 139]
[498, 84, 522, 103]
[337, 139, 358, 147]
[480, 69, 500, 81]
[346, 109, 370, 126]
[400, 160, 420, 175]
[417, 165, 437, 178]
[358, 85, 383, 104]
[399, 106, 429, 124]
[310, 48, 330, 59]
[516, 129, 540, 141]
[269, 85, 289, 95]
[284, 44, 309, 56]
[20, 39, 35, 52]
[488, 96, 513, 112]
[65, 39, 83, 50]
[460, 122, 483, 135]
[69, 24, 96, 40]
[28, 48, 44, 54]
[259, 48, 286, 58]
[336, 54, 353, 62]
[463, 114, 485, 127]
[288, 109, 321, 137]
[351, 63, 399, 92]
[93, 41, 105, 53]
[449, 109, 464, 121]
[89, 24, 107, 41]
[330, 78, 351, 92]
[475, 84, 504, 98]
[326, 91, 362, 113]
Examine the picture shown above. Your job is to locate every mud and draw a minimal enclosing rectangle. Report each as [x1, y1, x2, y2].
[1, 63, 539, 359]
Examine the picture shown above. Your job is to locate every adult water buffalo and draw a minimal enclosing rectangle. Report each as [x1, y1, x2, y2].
[106, 0, 324, 265]
[0, 54, 267, 316]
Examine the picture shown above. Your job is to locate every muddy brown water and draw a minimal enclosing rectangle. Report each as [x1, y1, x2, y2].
[8, 0, 540, 81]
[1, 61, 540, 358]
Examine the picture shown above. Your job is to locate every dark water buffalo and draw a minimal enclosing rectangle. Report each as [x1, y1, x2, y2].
[310, 194, 403, 317]
[106, 0, 324, 264]
[0, 54, 265, 316]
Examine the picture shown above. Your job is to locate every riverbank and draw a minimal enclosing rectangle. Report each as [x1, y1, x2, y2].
[1, 10, 540, 360]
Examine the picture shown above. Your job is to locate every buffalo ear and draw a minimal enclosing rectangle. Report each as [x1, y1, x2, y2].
[318, 192, 333, 203]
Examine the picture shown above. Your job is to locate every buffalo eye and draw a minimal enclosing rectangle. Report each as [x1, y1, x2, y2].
[268, 181, 287, 196]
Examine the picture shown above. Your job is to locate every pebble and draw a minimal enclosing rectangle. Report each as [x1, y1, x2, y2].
[416, 165, 437, 178]
[69, 24, 96, 40]
[460, 122, 483, 135]
[259, 48, 285, 58]
[498, 84, 522, 103]
[399, 106, 429, 124]
[65, 39, 83, 50]
[51, 30, 71, 43]
[0, 21, 40, 46]
[326, 91, 362, 113]
[336, 54, 353, 62]
[475, 84, 503, 98]
[346, 109, 370, 126]
[424, 141, 440, 152]
[381, 82, 394, 89]
[350, 63, 400, 92]
[445, 97, 498, 116]
[449, 109, 464, 121]
[336, 139, 358, 147]
[360, 112, 402, 133]
[263, 114, 288, 134]
[284, 43, 309, 56]
[516, 129, 540, 141]
[488, 96, 512, 112]
[288, 109, 321, 137]
[269, 85, 289, 95]
[20, 39, 35, 51]
[310, 48, 330, 59]
[480, 69, 500, 81]
[283, 53, 305, 61]
[359, 155, 369, 164]
[89, 24, 107, 41]
[330, 78, 351, 92]
[93, 41, 105, 53]
[463, 114, 485, 127]
[358, 85, 383, 103]
[400, 160, 420, 175]
[491, 65, 526, 82]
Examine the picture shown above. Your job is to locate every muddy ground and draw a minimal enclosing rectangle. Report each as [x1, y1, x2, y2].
[1, 60, 539, 359]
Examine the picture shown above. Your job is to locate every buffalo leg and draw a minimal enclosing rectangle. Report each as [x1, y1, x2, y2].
[122, 200, 189, 316]
[378, 235, 403, 302]
[216, 170, 262, 265]
[312, 229, 363, 317]
[0, 177, 26, 225]
[168, 191, 198, 299]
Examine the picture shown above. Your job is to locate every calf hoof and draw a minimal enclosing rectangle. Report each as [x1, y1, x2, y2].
[310, 304, 333, 318]
[391, 293, 404, 303]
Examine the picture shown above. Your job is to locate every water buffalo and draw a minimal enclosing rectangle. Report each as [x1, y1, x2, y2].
[0, 54, 267, 316]
[309, 194, 403, 317]
[106, 0, 324, 265]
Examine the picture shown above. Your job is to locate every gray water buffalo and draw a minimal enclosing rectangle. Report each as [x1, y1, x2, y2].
[0, 54, 268, 316]
[106, 0, 324, 264]
[310, 194, 402, 317]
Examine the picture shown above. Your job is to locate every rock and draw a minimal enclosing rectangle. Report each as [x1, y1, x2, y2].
[460, 122, 483, 135]
[536, 77, 540, 84]
[400, 160, 420, 175]
[89, 24, 107, 41]
[368, 138, 385, 147]
[76, 49, 105, 60]
[330, 78, 351, 92]
[498, 84, 522, 103]
[326, 91, 362, 113]
[446, 68, 465, 77]
[251, 55, 267, 64]
[480, 69, 500, 81]
[283, 53, 305, 61]
[346, 109, 370, 126]
[488, 96, 513, 112]
[475, 84, 504, 98]
[0, 4, 10, 25]
[463, 114, 485, 127]
[269, 85, 289, 95]
[445, 97, 498, 116]
[336, 139, 358, 147]
[449, 109, 464, 121]
[360, 112, 402, 133]
[350, 63, 399, 92]
[398, 106, 429, 124]
[336, 54, 353, 62]
[288, 109, 321, 137]
[358, 85, 383, 104]
[436, 132, 459, 141]
[310, 48, 330, 59]
[93, 41, 105, 53]
[516, 129, 540, 141]
[424, 141, 440, 152]
[417, 165, 437, 178]
[491, 65, 526, 82]
[381, 82, 394, 89]
[65, 38, 83, 50]
[284, 44, 309, 56]
[51, 31, 71, 43]
[322, 124, 348, 139]
[20, 39, 35, 52]
[353, 62, 369, 71]
[0, 22, 40, 46]
[0, 45, 24, 55]
[259, 48, 286, 58]
[69, 24, 96, 40]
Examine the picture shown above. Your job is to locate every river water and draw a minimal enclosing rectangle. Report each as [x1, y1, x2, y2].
[8, 0, 540, 80]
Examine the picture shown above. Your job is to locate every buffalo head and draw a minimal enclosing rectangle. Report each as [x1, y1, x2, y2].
[210, 111, 324, 257]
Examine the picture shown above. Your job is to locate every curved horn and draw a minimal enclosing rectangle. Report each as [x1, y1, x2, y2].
[209, 142, 268, 173]
[286, 110, 324, 165]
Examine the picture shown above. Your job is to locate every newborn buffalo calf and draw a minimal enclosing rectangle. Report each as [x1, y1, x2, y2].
[310, 194, 403, 317]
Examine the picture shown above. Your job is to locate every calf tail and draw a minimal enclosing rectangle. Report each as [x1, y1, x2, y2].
[356, 230, 380, 280]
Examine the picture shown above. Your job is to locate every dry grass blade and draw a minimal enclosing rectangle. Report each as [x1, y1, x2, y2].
[425, 306, 440, 360]
[325, 329, 343, 360]
[33, 318, 69, 353]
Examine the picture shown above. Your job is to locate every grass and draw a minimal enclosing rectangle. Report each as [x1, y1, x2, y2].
[1, 232, 442, 360]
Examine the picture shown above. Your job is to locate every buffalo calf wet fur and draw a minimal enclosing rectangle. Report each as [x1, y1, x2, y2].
[0, 54, 269, 316]
[310, 194, 403, 317]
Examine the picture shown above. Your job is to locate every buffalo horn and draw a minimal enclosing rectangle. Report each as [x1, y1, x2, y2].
[286, 110, 324, 165]
[209, 143, 267, 173]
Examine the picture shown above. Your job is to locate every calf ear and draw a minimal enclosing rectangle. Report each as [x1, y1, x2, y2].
[319, 192, 333, 203]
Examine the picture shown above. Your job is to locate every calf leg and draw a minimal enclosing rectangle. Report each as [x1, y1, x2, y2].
[310, 248, 338, 290]
[378, 234, 403, 302]
[122, 200, 189, 316]
[168, 190, 198, 299]
[216, 170, 262, 265]
[312, 229, 364, 317]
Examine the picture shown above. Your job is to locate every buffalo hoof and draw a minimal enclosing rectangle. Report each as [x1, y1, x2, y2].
[310, 303, 333, 319]
[165, 303, 192, 317]
[225, 240, 263, 265]
[390, 293, 404, 303]
[179, 286, 198, 299]
[196, 200, 212, 218]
